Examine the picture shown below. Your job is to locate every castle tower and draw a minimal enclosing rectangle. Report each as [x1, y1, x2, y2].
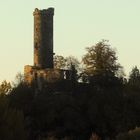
[24, 8, 72, 86]
[33, 8, 54, 68]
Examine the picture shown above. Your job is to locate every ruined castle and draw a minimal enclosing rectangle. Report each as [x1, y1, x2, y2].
[24, 8, 72, 89]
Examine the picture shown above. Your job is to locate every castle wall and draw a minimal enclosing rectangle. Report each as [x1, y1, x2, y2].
[24, 65, 72, 86]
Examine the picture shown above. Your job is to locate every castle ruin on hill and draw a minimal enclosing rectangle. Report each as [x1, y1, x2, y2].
[24, 8, 73, 90]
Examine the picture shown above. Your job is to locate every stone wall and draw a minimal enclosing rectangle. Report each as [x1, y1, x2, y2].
[24, 65, 72, 89]
[33, 8, 54, 68]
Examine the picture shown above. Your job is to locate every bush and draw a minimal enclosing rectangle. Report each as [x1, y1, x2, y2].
[116, 127, 140, 140]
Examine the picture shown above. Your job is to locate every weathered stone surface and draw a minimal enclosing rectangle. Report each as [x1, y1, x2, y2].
[24, 8, 73, 89]
[24, 65, 72, 86]
[34, 8, 54, 68]
[24, 65, 34, 84]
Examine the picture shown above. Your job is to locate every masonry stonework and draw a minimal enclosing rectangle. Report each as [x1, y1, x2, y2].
[34, 8, 54, 68]
[24, 8, 72, 87]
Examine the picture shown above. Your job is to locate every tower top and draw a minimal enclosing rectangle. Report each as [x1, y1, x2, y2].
[33, 8, 54, 16]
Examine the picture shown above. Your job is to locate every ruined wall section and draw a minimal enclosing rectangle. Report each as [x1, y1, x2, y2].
[33, 8, 54, 69]
[24, 65, 72, 86]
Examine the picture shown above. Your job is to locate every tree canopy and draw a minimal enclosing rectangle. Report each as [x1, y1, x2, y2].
[82, 40, 122, 77]
[54, 55, 80, 71]
[128, 66, 140, 85]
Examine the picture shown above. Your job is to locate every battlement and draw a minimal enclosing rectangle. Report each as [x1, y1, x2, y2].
[33, 8, 54, 16]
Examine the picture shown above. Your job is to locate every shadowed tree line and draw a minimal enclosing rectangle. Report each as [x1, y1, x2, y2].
[0, 40, 140, 140]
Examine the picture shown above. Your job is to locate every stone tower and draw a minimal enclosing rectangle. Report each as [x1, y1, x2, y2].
[24, 8, 72, 87]
[33, 8, 54, 68]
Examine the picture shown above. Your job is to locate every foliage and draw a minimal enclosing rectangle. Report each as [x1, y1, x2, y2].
[82, 40, 122, 77]
[12, 72, 24, 87]
[29, 92, 89, 139]
[9, 83, 34, 114]
[129, 66, 140, 83]
[2, 40, 140, 140]
[0, 80, 11, 95]
[128, 66, 140, 91]
[0, 94, 27, 140]
[54, 55, 81, 72]
[87, 87, 124, 139]
[116, 127, 140, 140]
[65, 56, 80, 71]
[54, 55, 66, 69]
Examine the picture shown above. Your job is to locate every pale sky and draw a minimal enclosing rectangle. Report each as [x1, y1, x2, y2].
[0, 0, 140, 82]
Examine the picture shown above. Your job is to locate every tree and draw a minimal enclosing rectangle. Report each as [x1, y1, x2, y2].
[82, 40, 123, 86]
[87, 88, 124, 139]
[54, 55, 81, 71]
[82, 40, 122, 77]
[116, 127, 140, 140]
[9, 83, 34, 114]
[54, 55, 66, 69]
[28, 91, 89, 140]
[12, 72, 24, 87]
[65, 56, 80, 71]
[0, 94, 27, 140]
[128, 66, 140, 86]
[0, 80, 11, 95]
[54, 55, 81, 82]
[65, 56, 81, 82]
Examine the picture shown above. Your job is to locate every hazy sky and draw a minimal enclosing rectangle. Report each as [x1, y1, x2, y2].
[0, 0, 140, 82]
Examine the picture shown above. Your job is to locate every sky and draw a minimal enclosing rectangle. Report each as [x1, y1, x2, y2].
[0, 0, 140, 82]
